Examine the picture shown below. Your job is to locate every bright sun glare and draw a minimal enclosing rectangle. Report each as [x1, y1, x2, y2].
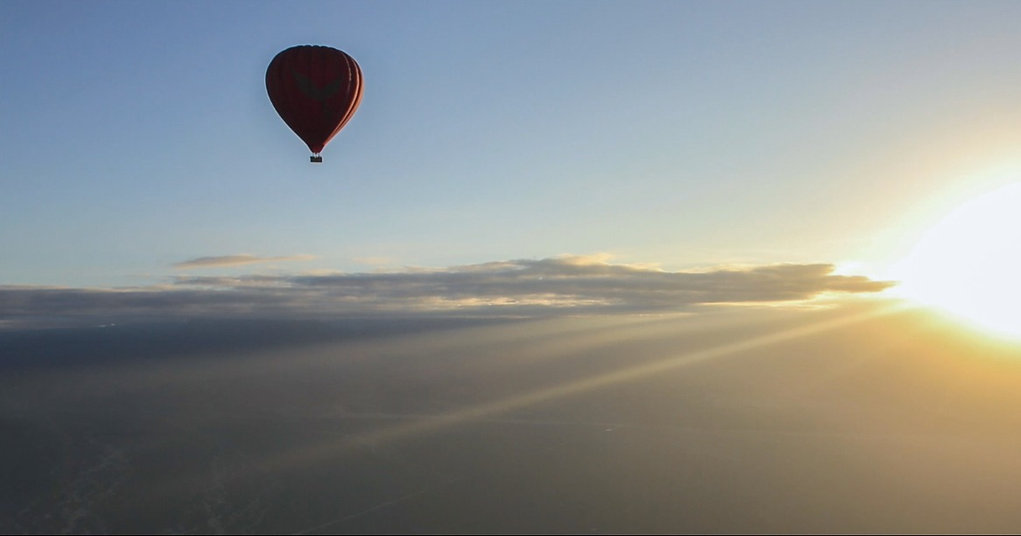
[891, 182, 1021, 339]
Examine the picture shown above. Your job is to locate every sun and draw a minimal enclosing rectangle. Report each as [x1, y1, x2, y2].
[889, 182, 1021, 339]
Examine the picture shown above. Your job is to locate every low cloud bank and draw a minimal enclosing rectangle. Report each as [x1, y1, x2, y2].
[174, 254, 315, 269]
[0, 256, 893, 329]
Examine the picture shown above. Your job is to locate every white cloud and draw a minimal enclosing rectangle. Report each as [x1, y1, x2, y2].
[0, 257, 894, 329]
[173, 254, 316, 269]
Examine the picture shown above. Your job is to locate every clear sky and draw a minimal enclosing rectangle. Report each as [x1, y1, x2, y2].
[3, 0, 1021, 292]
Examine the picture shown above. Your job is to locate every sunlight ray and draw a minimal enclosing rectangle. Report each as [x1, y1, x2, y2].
[251, 301, 908, 476]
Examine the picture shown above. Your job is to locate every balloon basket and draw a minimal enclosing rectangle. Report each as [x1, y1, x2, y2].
[310, 155, 323, 163]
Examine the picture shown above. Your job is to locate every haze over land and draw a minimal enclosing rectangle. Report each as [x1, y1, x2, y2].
[4, 301, 1021, 533]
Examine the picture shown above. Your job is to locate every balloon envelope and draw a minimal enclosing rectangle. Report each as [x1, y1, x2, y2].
[266, 45, 363, 155]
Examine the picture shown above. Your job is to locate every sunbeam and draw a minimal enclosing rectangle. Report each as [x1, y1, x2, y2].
[243, 302, 908, 477]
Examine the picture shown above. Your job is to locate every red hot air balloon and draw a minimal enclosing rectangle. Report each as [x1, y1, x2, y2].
[266, 45, 363, 163]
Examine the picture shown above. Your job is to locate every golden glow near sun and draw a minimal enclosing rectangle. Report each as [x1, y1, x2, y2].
[890, 182, 1021, 339]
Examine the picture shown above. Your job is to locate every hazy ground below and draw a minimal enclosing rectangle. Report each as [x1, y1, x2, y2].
[3, 300, 1021, 534]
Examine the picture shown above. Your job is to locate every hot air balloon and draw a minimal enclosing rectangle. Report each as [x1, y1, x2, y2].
[266, 45, 363, 163]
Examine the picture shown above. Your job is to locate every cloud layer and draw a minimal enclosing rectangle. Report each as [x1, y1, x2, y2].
[0, 256, 893, 328]
[174, 254, 316, 269]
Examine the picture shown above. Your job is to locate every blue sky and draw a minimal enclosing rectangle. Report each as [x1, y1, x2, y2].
[3, 1, 1021, 294]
